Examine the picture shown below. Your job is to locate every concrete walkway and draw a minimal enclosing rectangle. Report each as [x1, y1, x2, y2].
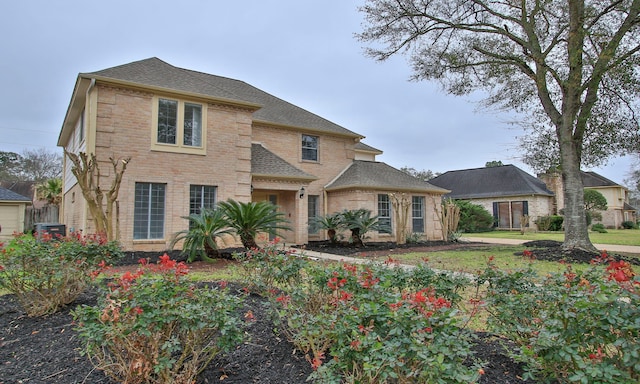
[462, 236, 640, 254]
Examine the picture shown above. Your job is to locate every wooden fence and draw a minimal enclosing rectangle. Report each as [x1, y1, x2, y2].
[24, 205, 60, 232]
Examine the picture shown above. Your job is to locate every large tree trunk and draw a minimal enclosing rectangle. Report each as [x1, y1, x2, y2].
[555, 1, 596, 253]
[558, 125, 597, 252]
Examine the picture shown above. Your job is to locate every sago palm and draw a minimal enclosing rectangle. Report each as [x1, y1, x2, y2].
[339, 208, 385, 247]
[219, 199, 291, 249]
[169, 208, 233, 262]
[310, 212, 344, 244]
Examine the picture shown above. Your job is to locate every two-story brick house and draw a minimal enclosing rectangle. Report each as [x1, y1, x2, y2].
[539, 170, 637, 228]
[58, 58, 447, 251]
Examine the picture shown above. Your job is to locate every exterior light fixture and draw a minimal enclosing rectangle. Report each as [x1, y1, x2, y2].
[299, 186, 305, 199]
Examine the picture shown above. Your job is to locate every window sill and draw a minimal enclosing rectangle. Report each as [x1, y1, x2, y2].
[133, 239, 166, 244]
[151, 144, 206, 156]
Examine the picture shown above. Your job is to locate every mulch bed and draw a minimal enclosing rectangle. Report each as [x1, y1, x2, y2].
[4, 239, 627, 383]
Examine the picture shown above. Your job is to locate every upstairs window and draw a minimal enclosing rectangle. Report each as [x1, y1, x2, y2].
[302, 134, 318, 161]
[154, 97, 206, 154]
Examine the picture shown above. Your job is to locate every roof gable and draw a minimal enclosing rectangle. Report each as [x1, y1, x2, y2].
[85, 58, 362, 138]
[325, 160, 448, 193]
[429, 165, 554, 199]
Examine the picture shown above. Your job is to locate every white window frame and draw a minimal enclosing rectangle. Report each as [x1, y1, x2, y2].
[378, 194, 392, 234]
[133, 182, 166, 240]
[301, 134, 319, 162]
[412, 196, 425, 233]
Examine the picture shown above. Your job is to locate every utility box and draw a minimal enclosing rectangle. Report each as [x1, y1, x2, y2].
[34, 223, 67, 239]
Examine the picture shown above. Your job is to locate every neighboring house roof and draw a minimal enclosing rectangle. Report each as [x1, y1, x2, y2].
[581, 171, 622, 188]
[0, 181, 34, 200]
[429, 165, 554, 199]
[0, 187, 32, 202]
[354, 142, 383, 154]
[79, 57, 363, 139]
[251, 143, 317, 181]
[325, 160, 449, 193]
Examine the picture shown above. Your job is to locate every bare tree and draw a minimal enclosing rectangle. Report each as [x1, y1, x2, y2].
[19, 148, 62, 182]
[0, 148, 61, 182]
[64, 151, 130, 241]
[358, 0, 640, 251]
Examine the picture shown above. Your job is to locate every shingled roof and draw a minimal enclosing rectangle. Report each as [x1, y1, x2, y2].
[429, 165, 554, 199]
[83, 57, 362, 138]
[354, 142, 383, 154]
[581, 171, 621, 188]
[325, 160, 448, 193]
[251, 144, 316, 181]
[0, 187, 31, 202]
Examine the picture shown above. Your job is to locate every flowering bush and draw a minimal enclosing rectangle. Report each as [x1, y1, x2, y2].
[0, 231, 122, 316]
[269, 261, 480, 383]
[72, 255, 245, 384]
[477, 252, 640, 383]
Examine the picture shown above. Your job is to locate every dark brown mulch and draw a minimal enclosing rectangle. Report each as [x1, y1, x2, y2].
[519, 240, 640, 265]
[7, 241, 602, 383]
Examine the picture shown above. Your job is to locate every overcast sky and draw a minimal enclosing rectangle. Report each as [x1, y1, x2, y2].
[1, 0, 634, 185]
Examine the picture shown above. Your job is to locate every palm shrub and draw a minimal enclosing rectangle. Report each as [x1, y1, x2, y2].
[169, 208, 233, 262]
[310, 212, 344, 244]
[339, 208, 385, 247]
[219, 199, 291, 249]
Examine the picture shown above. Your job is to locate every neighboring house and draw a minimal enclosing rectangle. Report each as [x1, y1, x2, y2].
[0, 187, 31, 241]
[429, 165, 555, 230]
[57, 57, 447, 251]
[539, 170, 637, 228]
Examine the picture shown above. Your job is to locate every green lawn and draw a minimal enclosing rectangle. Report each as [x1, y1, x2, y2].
[365, 245, 594, 276]
[463, 229, 640, 246]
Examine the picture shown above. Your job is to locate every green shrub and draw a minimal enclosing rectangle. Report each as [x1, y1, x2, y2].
[535, 215, 564, 231]
[622, 220, 638, 229]
[233, 238, 306, 293]
[405, 232, 423, 243]
[477, 255, 640, 383]
[0, 232, 122, 316]
[455, 200, 494, 232]
[73, 255, 245, 384]
[591, 223, 608, 233]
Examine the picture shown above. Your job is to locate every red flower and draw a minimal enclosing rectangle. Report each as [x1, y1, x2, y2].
[276, 294, 291, 307]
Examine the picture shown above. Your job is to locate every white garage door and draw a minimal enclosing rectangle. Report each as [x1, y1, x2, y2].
[0, 204, 21, 240]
